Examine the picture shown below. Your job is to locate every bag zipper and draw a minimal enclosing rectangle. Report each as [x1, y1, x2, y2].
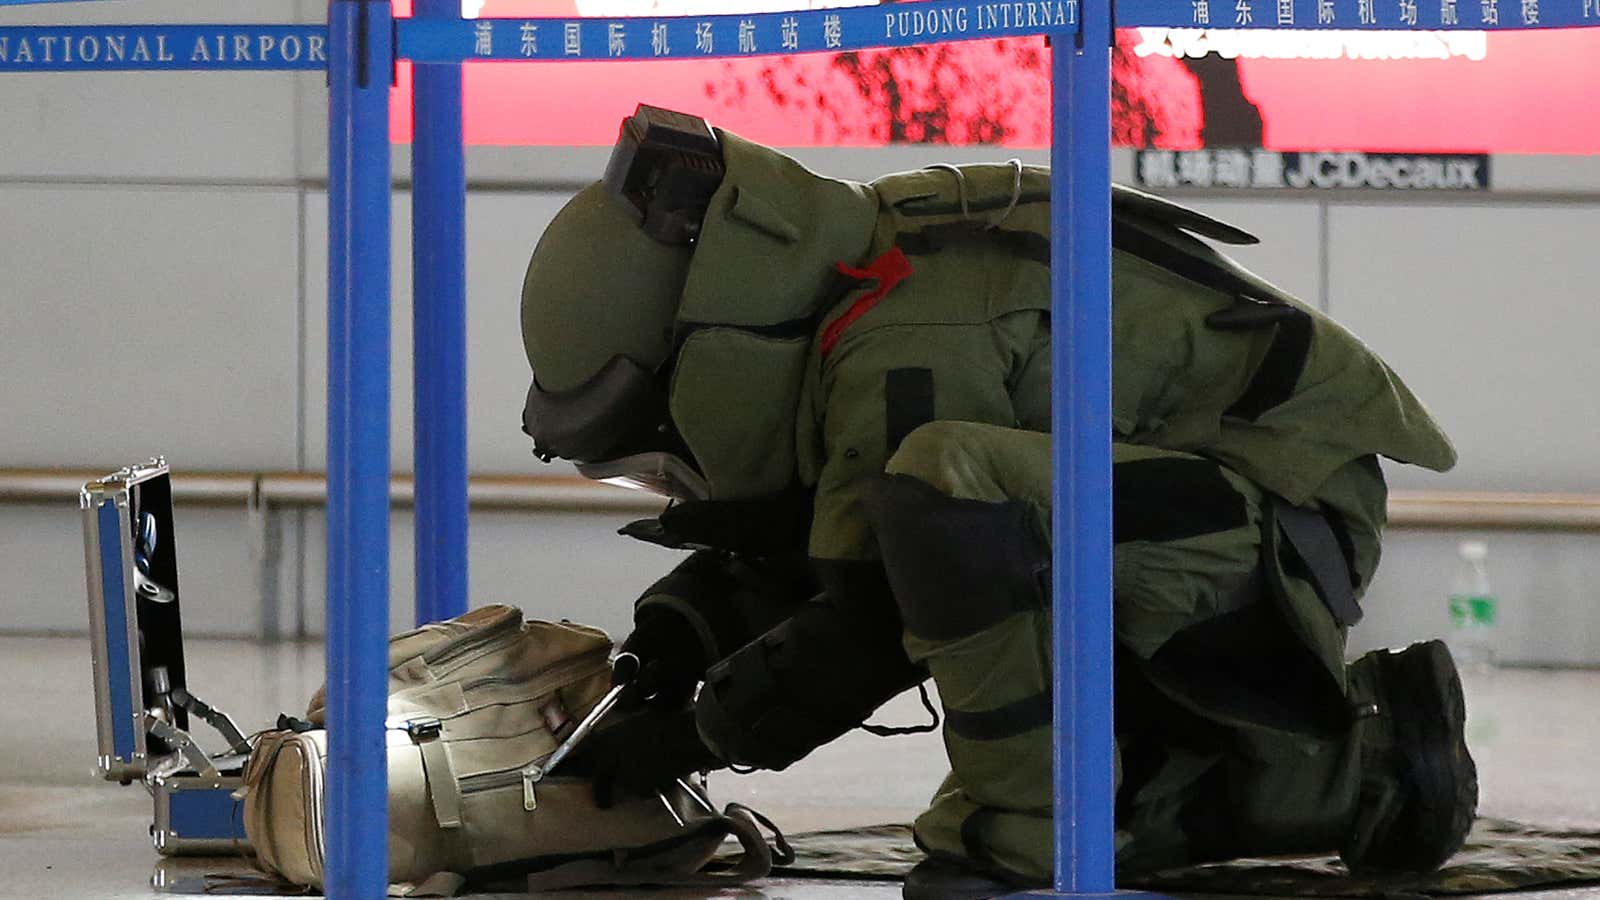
[402, 648, 610, 727]
[418, 612, 525, 671]
[301, 735, 326, 883]
[454, 764, 545, 812]
[457, 646, 611, 695]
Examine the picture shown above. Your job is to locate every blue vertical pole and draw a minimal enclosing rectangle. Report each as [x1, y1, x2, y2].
[411, 0, 470, 626]
[327, 2, 392, 898]
[1048, 0, 1115, 893]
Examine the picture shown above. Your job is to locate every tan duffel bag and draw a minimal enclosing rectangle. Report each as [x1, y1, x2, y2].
[240, 605, 780, 895]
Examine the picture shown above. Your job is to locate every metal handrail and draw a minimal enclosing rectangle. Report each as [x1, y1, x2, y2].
[3, 468, 1598, 530]
[1386, 490, 1600, 531]
[0, 468, 664, 514]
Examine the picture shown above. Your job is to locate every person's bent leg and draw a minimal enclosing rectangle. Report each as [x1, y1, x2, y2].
[866, 422, 1058, 887]
[1109, 442, 1365, 872]
[868, 423, 1472, 889]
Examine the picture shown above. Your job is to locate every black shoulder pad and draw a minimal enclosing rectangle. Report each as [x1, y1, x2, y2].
[1113, 183, 1260, 245]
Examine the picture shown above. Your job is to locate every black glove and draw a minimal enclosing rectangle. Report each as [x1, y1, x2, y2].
[562, 706, 724, 808]
[619, 607, 711, 710]
[618, 487, 814, 556]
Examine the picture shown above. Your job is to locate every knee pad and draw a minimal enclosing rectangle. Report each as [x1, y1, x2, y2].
[887, 422, 991, 496]
[694, 574, 925, 770]
[887, 421, 1052, 508]
[863, 474, 1049, 642]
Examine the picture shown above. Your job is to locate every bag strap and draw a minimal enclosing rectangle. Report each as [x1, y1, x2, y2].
[200, 873, 315, 895]
[386, 872, 468, 897]
[1271, 497, 1363, 627]
[399, 717, 463, 830]
[722, 801, 795, 868]
[520, 802, 783, 893]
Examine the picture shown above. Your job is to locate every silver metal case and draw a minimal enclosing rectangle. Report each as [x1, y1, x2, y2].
[152, 772, 250, 855]
[82, 459, 255, 856]
[82, 459, 174, 783]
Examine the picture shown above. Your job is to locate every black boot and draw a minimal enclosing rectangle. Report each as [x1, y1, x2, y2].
[1342, 640, 1478, 875]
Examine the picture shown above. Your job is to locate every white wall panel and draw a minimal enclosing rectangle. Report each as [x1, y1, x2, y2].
[0, 71, 302, 181]
[1327, 203, 1600, 493]
[0, 504, 111, 633]
[295, 508, 683, 639]
[1351, 530, 1600, 668]
[0, 185, 302, 470]
[0, 498, 672, 641]
[0, 503, 299, 637]
[462, 192, 578, 473]
[301, 189, 579, 475]
[1178, 197, 1324, 305]
[0, 3, 310, 181]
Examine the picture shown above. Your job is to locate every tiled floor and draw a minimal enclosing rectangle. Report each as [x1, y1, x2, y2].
[4, 634, 1599, 899]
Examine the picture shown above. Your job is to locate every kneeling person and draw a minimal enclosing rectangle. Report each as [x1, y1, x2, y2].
[519, 104, 1477, 898]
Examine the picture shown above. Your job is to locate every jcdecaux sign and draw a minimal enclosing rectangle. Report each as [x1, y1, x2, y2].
[1137, 150, 1491, 190]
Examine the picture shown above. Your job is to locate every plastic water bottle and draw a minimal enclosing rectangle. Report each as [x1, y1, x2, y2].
[1447, 540, 1500, 789]
[1446, 540, 1499, 673]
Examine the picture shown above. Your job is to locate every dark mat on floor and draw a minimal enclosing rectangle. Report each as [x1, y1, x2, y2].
[762, 817, 1600, 896]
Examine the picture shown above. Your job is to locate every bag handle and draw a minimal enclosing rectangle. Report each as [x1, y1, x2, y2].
[723, 801, 795, 869]
[689, 801, 781, 882]
[520, 800, 787, 892]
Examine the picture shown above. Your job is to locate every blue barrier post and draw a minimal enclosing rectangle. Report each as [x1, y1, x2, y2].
[411, 0, 470, 627]
[327, 1, 392, 898]
[1043, 0, 1116, 894]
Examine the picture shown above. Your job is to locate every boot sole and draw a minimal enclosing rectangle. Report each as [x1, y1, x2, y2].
[1350, 639, 1478, 875]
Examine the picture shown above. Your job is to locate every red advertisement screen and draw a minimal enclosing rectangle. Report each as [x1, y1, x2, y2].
[391, 0, 1600, 153]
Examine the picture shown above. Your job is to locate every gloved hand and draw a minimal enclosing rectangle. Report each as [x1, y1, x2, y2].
[562, 705, 724, 808]
[619, 608, 711, 710]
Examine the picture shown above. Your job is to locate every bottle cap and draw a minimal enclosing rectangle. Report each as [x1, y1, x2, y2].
[1459, 540, 1488, 560]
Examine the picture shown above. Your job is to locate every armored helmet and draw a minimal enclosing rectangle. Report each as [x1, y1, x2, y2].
[520, 104, 879, 501]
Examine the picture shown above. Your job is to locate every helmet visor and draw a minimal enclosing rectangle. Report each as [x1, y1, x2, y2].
[522, 354, 671, 464]
[523, 354, 706, 500]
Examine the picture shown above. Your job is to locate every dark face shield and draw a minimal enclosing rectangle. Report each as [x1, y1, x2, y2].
[522, 354, 708, 501]
[520, 105, 727, 502]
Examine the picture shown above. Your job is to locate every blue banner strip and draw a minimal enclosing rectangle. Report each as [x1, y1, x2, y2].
[399, 0, 1599, 65]
[0, 25, 325, 71]
[1122, 0, 1598, 29]
[1, 0, 1596, 72]
[398, 1, 1078, 63]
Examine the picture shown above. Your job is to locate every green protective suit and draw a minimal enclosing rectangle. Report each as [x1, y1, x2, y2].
[532, 131, 1457, 882]
[766, 159, 1449, 880]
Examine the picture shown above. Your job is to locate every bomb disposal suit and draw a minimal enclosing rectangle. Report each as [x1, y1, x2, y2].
[520, 106, 1476, 891]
